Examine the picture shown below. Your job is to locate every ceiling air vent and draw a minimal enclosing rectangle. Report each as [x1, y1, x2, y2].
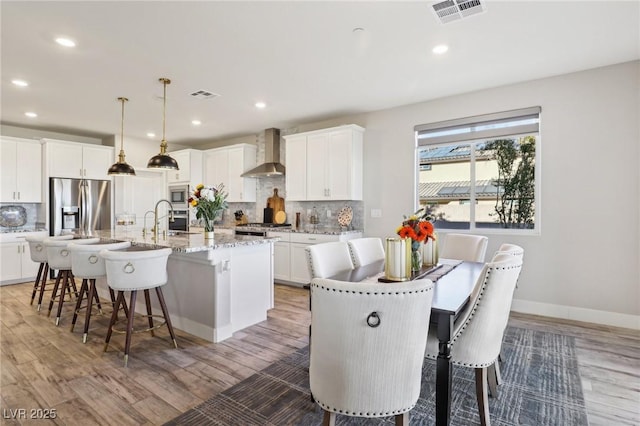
[189, 90, 220, 100]
[431, 0, 486, 24]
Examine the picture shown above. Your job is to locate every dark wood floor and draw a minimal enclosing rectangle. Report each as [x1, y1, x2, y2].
[0, 281, 638, 425]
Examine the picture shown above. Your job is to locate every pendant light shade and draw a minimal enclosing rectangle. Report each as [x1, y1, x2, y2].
[108, 97, 136, 176]
[147, 77, 179, 170]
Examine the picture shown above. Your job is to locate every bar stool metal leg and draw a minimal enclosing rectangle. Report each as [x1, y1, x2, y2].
[155, 287, 178, 349]
[55, 270, 71, 326]
[123, 290, 138, 368]
[36, 263, 49, 311]
[81, 279, 99, 343]
[30, 263, 45, 305]
[144, 289, 155, 337]
[47, 271, 63, 317]
[93, 281, 104, 313]
[105, 291, 125, 351]
[70, 278, 89, 332]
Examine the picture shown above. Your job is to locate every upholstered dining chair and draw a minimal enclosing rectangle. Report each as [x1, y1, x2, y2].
[305, 241, 354, 279]
[347, 237, 385, 267]
[494, 243, 524, 260]
[305, 241, 356, 388]
[489, 243, 525, 394]
[439, 233, 489, 262]
[424, 254, 523, 426]
[310, 277, 435, 426]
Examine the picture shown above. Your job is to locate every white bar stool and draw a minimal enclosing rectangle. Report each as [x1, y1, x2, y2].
[100, 247, 177, 367]
[25, 234, 73, 311]
[68, 241, 132, 343]
[44, 237, 100, 325]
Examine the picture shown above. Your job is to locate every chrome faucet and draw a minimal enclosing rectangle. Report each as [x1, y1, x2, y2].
[153, 199, 175, 240]
[142, 210, 155, 237]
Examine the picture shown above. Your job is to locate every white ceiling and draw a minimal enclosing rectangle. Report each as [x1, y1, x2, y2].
[2, 1, 638, 146]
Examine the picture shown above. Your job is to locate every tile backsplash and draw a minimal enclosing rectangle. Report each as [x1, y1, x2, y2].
[0, 203, 44, 231]
[223, 175, 363, 230]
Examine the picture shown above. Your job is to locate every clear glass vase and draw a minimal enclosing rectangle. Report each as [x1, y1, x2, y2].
[411, 243, 422, 272]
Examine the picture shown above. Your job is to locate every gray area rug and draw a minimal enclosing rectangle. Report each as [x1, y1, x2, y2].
[165, 326, 587, 425]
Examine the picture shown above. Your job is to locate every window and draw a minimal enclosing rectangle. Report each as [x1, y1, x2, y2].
[415, 107, 540, 232]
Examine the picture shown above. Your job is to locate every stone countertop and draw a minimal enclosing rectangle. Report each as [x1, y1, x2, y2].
[234, 225, 362, 235]
[83, 229, 278, 254]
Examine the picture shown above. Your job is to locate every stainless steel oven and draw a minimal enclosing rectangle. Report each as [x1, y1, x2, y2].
[168, 209, 189, 232]
[168, 184, 189, 209]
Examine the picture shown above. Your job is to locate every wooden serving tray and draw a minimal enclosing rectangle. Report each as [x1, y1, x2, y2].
[378, 264, 443, 283]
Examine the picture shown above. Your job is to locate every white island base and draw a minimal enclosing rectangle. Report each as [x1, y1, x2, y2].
[95, 241, 274, 343]
[162, 242, 274, 342]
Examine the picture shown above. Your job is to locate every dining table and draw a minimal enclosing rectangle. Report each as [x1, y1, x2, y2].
[324, 258, 485, 426]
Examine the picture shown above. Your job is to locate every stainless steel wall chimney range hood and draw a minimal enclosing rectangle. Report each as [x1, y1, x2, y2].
[241, 128, 285, 177]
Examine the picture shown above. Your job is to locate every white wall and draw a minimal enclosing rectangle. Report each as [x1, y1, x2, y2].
[295, 61, 640, 327]
[382, 62, 639, 324]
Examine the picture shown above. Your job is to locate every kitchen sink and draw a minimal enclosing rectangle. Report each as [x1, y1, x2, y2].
[167, 230, 200, 236]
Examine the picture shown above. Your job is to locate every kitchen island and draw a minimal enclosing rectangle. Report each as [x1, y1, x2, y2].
[87, 229, 278, 343]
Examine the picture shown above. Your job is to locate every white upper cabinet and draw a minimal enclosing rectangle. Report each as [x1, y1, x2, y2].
[203, 144, 257, 202]
[284, 124, 364, 201]
[0, 137, 42, 203]
[44, 139, 114, 180]
[283, 135, 307, 201]
[166, 149, 203, 185]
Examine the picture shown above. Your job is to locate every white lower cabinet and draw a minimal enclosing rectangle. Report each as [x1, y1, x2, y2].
[268, 231, 362, 286]
[0, 232, 46, 285]
[270, 232, 291, 282]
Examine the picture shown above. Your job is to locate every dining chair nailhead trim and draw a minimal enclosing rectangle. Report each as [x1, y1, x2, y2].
[306, 250, 317, 278]
[314, 399, 415, 417]
[311, 283, 432, 296]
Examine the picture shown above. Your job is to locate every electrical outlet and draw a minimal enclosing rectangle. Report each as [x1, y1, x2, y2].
[371, 208, 382, 218]
[327, 210, 332, 218]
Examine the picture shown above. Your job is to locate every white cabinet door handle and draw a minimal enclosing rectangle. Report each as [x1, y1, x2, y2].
[17, 192, 20, 200]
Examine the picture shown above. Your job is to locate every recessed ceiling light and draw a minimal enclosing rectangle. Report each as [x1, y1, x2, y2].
[55, 37, 76, 47]
[255, 102, 266, 109]
[191, 120, 201, 126]
[432, 44, 449, 55]
[147, 132, 156, 138]
[25, 112, 38, 118]
[11, 79, 29, 87]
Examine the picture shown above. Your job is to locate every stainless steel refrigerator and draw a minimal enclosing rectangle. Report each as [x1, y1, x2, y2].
[50, 178, 112, 236]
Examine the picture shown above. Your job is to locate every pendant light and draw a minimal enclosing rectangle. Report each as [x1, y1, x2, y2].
[147, 77, 179, 170]
[107, 97, 136, 176]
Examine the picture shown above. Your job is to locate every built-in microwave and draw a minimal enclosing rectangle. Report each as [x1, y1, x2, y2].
[169, 184, 189, 208]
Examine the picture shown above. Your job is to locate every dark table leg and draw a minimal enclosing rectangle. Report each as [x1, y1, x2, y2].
[436, 312, 454, 426]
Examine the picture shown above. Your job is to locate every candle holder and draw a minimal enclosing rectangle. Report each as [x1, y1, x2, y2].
[384, 237, 412, 281]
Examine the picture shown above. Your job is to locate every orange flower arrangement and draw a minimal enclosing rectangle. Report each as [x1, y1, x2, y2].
[397, 208, 436, 271]
[396, 208, 436, 245]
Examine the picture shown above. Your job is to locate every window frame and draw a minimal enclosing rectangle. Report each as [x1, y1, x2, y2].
[414, 107, 542, 235]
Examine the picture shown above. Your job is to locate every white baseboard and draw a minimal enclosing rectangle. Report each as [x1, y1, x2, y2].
[511, 298, 640, 330]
